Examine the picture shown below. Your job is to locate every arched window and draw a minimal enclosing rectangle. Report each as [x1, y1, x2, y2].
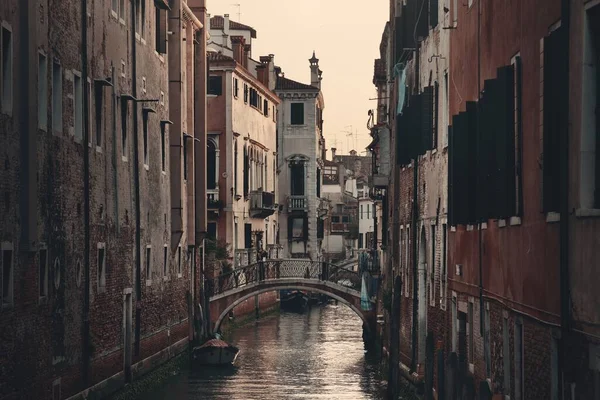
[207, 139, 217, 190]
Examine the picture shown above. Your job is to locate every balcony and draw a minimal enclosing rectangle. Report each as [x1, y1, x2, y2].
[249, 190, 277, 219]
[288, 195, 308, 212]
[207, 190, 222, 211]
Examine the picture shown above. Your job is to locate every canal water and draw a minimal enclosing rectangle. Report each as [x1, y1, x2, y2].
[141, 303, 389, 399]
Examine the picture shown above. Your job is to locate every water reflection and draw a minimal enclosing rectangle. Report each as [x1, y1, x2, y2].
[141, 303, 386, 400]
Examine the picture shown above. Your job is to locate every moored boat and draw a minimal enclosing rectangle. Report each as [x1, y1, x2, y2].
[191, 339, 240, 366]
[279, 290, 308, 313]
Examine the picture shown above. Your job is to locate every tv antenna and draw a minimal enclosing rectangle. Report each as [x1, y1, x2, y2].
[231, 4, 241, 21]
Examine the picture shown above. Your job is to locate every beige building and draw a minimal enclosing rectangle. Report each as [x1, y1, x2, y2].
[207, 18, 281, 267]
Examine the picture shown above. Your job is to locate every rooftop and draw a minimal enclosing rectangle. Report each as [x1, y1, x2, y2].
[210, 15, 257, 38]
[275, 76, 319, 91]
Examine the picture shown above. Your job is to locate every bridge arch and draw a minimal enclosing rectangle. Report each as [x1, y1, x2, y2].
[213, 284, 371, 333]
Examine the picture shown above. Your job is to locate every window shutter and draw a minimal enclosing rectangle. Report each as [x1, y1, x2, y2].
[245, 224, 252, 249]
[303, 216, 309, 241]
[430, 0, 439, 28]
[478, 79, 497, 221]
[421, 86, 434, 152]
[466, 101, 478, 224]
[408, 94, 423, 158]
[455, 111, 469, 225]
[542, 27, 566, 213]
[243, 147, 249, 196]
[448, 123, 455, 226]
[156, 8, 167, 54]
[515, 56, 524, 216]
[288, 217, 294, 241]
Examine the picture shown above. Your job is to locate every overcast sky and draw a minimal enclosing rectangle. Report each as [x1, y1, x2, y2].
[210, 0, 389, 157]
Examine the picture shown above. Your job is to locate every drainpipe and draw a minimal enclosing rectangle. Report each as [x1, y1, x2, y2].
[81, 0, 92, 384]
[411, 44, 420, 373]
[559, 0, 570, 395]
[192, 0, 209, 333]
[131, 0, 142, 358]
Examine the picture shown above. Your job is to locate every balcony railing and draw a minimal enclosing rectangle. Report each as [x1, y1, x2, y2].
[207, 189, 221, 210]
[249, 190, 277, 218]
[288, 195, 308, 212]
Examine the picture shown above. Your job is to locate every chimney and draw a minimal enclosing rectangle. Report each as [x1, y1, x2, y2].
[231, 36, 245, 66]
[243, 44, 251, 69]
[309, 51, 321, 89]
[331, 147, 337, 159]
[223, 14, 230, 36]
[258, 55, 274, 89]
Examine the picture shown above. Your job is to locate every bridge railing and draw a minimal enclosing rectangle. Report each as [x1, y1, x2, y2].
[206, 259, 362, 297]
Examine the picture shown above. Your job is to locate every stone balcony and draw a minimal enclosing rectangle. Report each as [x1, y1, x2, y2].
[249, 190, 277, 219]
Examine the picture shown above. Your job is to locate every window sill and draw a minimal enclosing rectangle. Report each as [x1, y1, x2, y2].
[481, 222, 488, 230]
[509, 216, 522, 226]
[95, 145, 102, 154]
[38, 296, 48, 305]
[466, 225, 474, 231]
[177, 273, 183, 279]
[546, 212, 560, 223]
[97, 286, 106, 294]
[207, 94, 218, 98]
[163, 275, 169, 281]
[119, 18, 126, 26]
[146, 279, 152, 287]
[144, 163, 149, 171]
[450, 226, 457, 232]
[162, 170, 167, 176]
[498, 219, 507, 228]
[122, 155, 128, 162]
[575, 208, 600, 218]
[110, 10, 118, 19]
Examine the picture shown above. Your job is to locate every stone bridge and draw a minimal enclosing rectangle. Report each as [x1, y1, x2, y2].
[206, 259, 377, 334]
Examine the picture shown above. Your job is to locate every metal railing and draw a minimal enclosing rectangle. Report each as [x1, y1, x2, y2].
[206, 259, 362, 297]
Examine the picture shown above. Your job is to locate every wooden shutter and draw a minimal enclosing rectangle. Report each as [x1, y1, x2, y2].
[245, 224, 252, 249]
[156, 8, 167, 54]
[422, 86, 434, 152]
[243, 147, 249, 196]
[430, 0, 439, 28]
[466, 101, 478, 224]
[455, 112, 469, 225]
[448, 123, 455, 225]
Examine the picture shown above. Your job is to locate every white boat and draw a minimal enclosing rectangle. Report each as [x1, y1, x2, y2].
[191, 339, 240, 366]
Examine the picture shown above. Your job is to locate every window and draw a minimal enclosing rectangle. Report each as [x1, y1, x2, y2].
[484, 304, 491, 376]
[1, 27, 13, 114]
[233, 77, 239, 98]
[373, 204, 376, 219]
[360, 205, 364, 219]
[97, 243, 106, 289]
[155, 5, 167, 54]
[87, 80, 92, 147]
[119, 0, 126, 21]
[244, 223, 251, 248]
[273, 106, 276, 122]
[1, 244, 13, 306]
[468, 301, 474, 364]
[367, 204, 370, 219]
[444, 71, 449, 147]
[331, 216, 340, 223]
[53, 257, 61, 290]
[160, 123, 166, 171]
[342, 215, 350, 223]
[234, 140, 238, 195]
[511, 54, 523, 216]
[359, 233, 364, 249]
[468, 0, 473, 7]
[207, 139, 217, 189]
[121, 98, 128, 157]
[503, 315, 511, 396]
[583, 5, 600, 209]
[249, 88, 259, 107]
[52, 62, 63, 133]
[183, 134, 188, 180]
[177, 245, 182, 277]
[431, 224, 436, 305]
[143, 112, 149, 166]
[145, 246, 152, 281]
[39, 248, 48, 298]
[163, 245, 168, 277]
[291, 103, 304, 125]
[290, 163, 305, 195]
[451, 295, 458, 351]
[74, 73, 83, 142]
[441, 224, 447, 307]
[515, 319, 524, 400]
[264, 99, 269, 116]
[38, 53, 48, 130]
[208, 76, 222, 96]
[405, 227, 410, 295]
[94, 81, 103, 147]
[112, 0, 118, 13]
[135, 0, 146, 38]
[291, 218, 305, 240]
[433, 81, 439, 149]
[244, 83, 248, 103]
[430, 0, 439, 27]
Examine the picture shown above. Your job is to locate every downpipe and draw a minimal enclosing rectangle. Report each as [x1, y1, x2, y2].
[81, 0, 92, 384]
[131, 0, 142, 358]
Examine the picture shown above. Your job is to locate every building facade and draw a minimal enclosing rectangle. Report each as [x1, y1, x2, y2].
[275, 53, 326, 260]
[206, 28, 280, 268]
[0, 0, 208, 398]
